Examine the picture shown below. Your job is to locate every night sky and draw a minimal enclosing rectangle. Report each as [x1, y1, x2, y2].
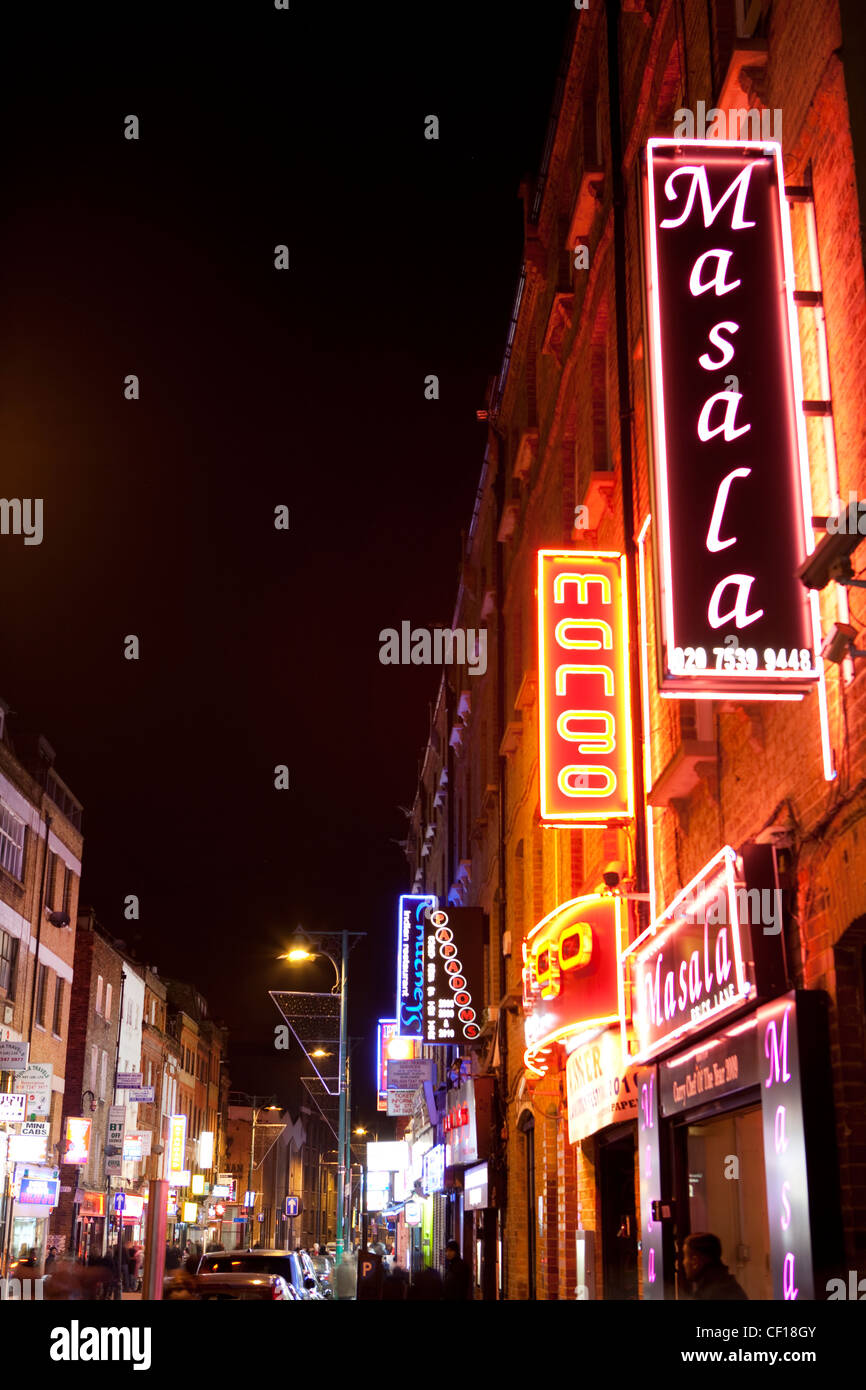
[0, 4, 571, 1120]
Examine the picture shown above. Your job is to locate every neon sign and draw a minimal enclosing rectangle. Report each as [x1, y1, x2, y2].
[625, 845, 786, 1063]
[538, 550, 633, 824]
[397, 895, 435, 1038]
[168, 1114, 187, 1176]
[522, 894, 626, 1076]
[643, 140, 819, 696]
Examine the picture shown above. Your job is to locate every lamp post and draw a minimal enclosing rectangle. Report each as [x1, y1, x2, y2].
[279, 931, 352, 1273]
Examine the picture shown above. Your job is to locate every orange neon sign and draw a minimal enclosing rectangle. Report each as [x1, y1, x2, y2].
[538, 551, 634, 824]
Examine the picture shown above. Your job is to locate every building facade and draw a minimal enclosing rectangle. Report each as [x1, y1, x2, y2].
[401, 0, 866, 1300]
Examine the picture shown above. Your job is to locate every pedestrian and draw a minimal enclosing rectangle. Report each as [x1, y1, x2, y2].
[334, 1251, 357, 1301]
[443, 1239, 473, 1300]
[408, 1265, 444, 1300]
[681, 1232, 749, 1300]
[165, 1254, 199, 1300]
[382, 1261, 409, 1301]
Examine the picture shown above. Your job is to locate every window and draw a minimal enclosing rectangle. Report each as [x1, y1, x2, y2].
[145, 1059, 152, 1087]
[62, 866, 73, 914]
[100, 1050, 108, 1100]
[0, 930, 18, 998]
[0, 803, 25, 880]
[35, 964, 48, 1028]
[90, 1045, 98, 1093]
[95, 975, 104, 1016]
[52, 977, 64, 1036]
[105, 983, 112, 1023]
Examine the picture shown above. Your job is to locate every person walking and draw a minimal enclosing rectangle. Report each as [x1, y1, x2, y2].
[443, 1240, 473, 1300]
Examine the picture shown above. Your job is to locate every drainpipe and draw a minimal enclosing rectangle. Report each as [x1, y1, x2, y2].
[27, 810, 52, 1045]
[606, 0, 648, 898]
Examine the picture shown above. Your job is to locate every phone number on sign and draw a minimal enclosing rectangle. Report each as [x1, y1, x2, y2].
[671, 645, 815, 674]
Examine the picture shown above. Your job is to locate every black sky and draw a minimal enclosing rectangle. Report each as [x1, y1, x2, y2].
[0, 3, 571, 1119]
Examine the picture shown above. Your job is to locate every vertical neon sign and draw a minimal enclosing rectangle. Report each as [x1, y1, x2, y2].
[643, 140, 819, 696]
[758, 992, 814, 1300]
[636, 1064, 664, 1299]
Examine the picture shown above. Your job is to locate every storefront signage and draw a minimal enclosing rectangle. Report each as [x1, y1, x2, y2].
[17, 1174, 60, 1207]
[538, 550, 633, 824]
[421, 1143, 445, 1196]
[116, 1072, 143, 1089]
[386, 1090, 416, 1117]
[0, 1092, 25, 1121]
[636, 1066, 664, 1300]
[17, 1062, 52, 1119]
[387, 1059, 434, 1091]
[198, 1132, 214, 1168]
[565, 1028, 638, 1143]
[126, 1087, 155, 1103]
[404, 1200, 422, 1226]
[365, 1141, 408, 1173]
[107, 1104, 126, 1152]
[625, 845, 785, 1063]
[443, 1078, 492, 1168]
[376, 1019, 399, 1110]
[79, 1191, 104, 1218]
[659, 1018, 760, 1116]
[464, 1161, 489, 1211]
[424, 907, 484, 1044]
[523, 894, 626, 1076]
[643, 139, 818, 696]
[0, 1040, 28, 1070]
[21, 1120, 49, 1138]
[168, 1114, 187, 1175]
[397, 895, 436, 1038]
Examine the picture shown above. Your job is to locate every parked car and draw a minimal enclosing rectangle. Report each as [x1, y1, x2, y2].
[195, 1272, 299, 1301]
[196, 1249, 322, 1300]
[307, 1252, 335, 1298]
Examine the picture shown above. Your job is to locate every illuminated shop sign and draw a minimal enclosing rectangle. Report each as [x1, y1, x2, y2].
[64, 1118, 92, 1167]
[464, 1162, 489, 1210]
[636, 1066, 664, 1300]
[757, 991, 844, 1302]
[18, 1177, 60, 1206]
[421, 1144, 445, 1196]
[168, 1114, 187, 1176]
[397, 895, 436, 1038]
[444, 1077, 493, 1168]
[538, 551, 633, 824]
[624, 845, 786, 1063]
[565, 1028, 638, 1144]
[424, 907, 484, 1044]
[376, 1019, 399, 1109]
[643, 140, 819, 696]
[523, 894, 626, 1077]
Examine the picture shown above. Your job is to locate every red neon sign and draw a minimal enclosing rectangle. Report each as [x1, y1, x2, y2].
[538, 551, 633, 825]
[522, 894, 627, 1076]
[643, 140, 819, 696]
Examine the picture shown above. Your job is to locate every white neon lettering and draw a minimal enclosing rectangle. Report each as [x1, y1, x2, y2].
[659, 163, 756, 230]
[689, 251, 742, 298]
[708, 575, 764, 629]
[764, 1010, 792, 1086]
[698, 320, 740, 369]
[556, 710, 615, 753]
[557, 766, 616, 798]
[554, 618, 613, 649]
[552, 573, 611, 605]
[706, 467, 751, 551]
[697, 390, 751, 443]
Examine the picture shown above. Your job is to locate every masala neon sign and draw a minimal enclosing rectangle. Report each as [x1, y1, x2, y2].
[643, 140, 819, 696]
[538, 551, 633, 824]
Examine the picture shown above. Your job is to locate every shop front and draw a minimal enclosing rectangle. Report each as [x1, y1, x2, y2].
[628, 845, 844, 1299]
[75, 1189, 106, 1261]
[443, 1076, 494, 1296]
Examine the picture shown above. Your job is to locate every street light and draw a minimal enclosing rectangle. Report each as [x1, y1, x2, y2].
[280, 932, 351, 1274]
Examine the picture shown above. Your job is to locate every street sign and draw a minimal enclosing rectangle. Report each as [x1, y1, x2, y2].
[116, 1073, 143, 1089]
[105, 1155, 122, 1176]
[285, 1195, 302, 1217]
[22, 1121, 50, 1138]
[386, 1059, 434, 1090]
[114, 1192, 126, 1213]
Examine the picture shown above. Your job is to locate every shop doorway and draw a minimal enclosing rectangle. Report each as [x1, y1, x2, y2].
[599, 1131, 638, 1299]
[681, 1104, 771, 1300]
[519, 1112, 536, 1300]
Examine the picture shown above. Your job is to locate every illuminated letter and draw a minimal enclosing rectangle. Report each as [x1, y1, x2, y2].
[553, 572, 612, 605]
[663, 970, 676, 1020]
[659, 164, 756, 230]
[554, 618, 613, 650]
[689, 252, 741, 298]
[697, 391, 751, 443]
[558, 766, 616, 797]
[706, 468, 751, 551]
[783, 1253, 798, 1301]
[556, 710, 615, 753]
[715, 926, 732, 983]
[764, 1010, 791, 1086]
[688, 951, 701, 1004]
[555, 665, 614, 696]
[698, 320, 740, 368]
[707, 576, 764, 629]
[774, 1104, 789, 1155]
